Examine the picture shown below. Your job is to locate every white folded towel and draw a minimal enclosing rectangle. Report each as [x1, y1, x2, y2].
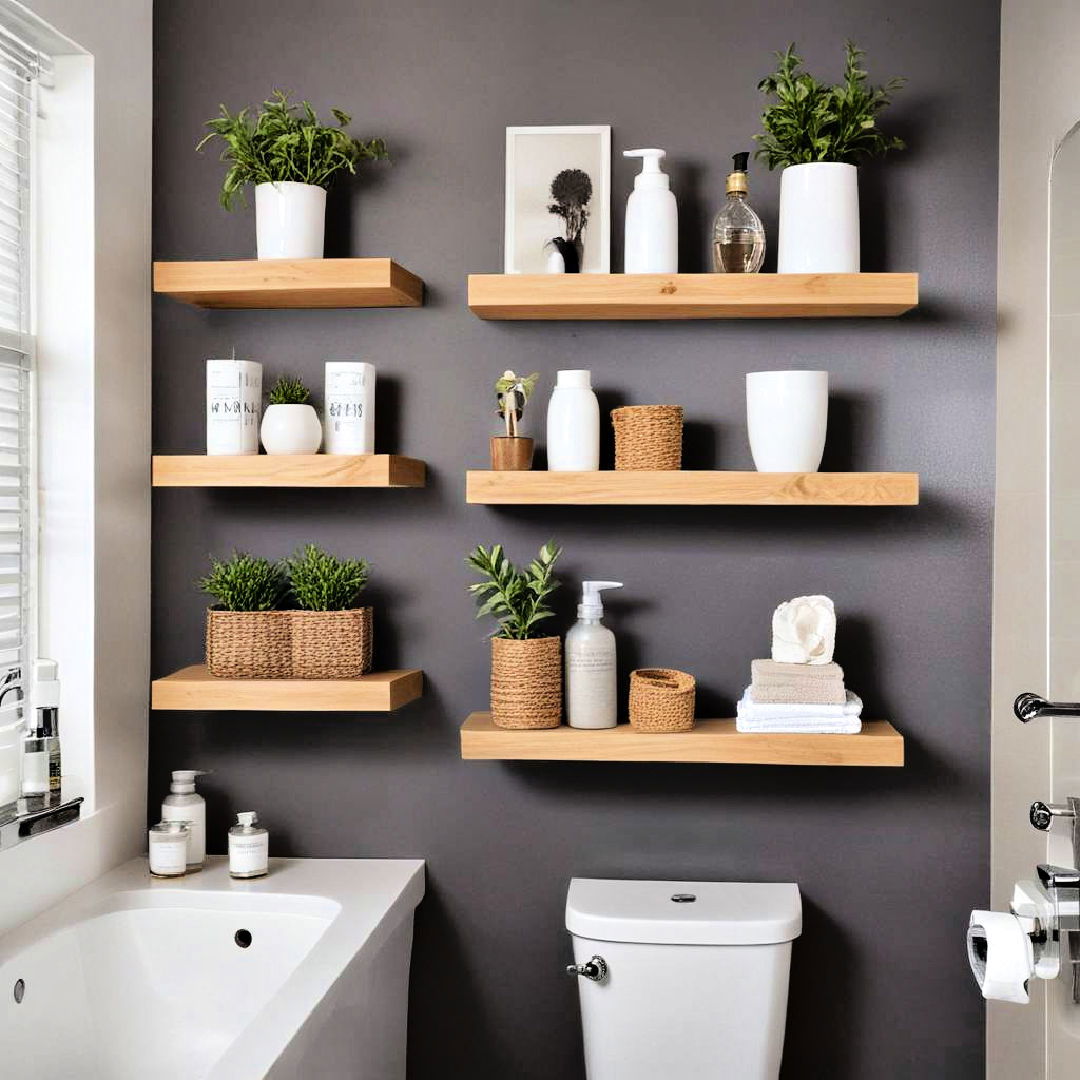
[736, 688, 863, 734]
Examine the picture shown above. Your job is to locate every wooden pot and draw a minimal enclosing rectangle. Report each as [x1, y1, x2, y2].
[490, 436, 535, 471]
[490, 636, 562, 729]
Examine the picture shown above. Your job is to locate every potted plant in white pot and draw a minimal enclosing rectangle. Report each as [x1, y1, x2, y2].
[261, 375, 323, 455]
[285, 544, 372, 679]
[197, 89, 389, 260]
[755, 42, 905, 273]
[466, 540, 563, 729]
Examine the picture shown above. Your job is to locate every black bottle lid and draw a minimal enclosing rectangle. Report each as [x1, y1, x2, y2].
[732, 152, 749, 173]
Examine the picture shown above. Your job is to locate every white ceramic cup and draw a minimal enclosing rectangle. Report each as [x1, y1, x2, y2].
[255, 181, 326, 260]
[746, 370, 828, 472]
[777, 162, 859, 273]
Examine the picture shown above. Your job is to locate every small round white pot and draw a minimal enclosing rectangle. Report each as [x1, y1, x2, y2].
[260, 403, 323, 455]
[746, 370, 828, 472]
[777, 162, 859, 273]
[255, 181, 326, 260]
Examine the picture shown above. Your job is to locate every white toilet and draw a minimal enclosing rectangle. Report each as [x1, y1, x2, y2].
[565, 878, 802, 1080]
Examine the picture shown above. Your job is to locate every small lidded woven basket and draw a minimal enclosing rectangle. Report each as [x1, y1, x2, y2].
[205, 609, 292, 679]
[611, 406, 683, 470]
[629, 668, 696, 732]
[290, 607, 373, 679]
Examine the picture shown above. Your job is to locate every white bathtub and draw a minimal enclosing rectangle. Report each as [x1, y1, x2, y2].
[0, 855, 425, 1079]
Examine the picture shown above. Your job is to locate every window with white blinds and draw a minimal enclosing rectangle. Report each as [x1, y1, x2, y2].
[0, 23, 46, 709]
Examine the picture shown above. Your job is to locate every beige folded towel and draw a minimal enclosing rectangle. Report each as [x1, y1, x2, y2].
[750, 658, 846, 705]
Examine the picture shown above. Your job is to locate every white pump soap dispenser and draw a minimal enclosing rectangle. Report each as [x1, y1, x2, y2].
[623, 149, 678, 274]
[566, 581, 623, 729]
[161, 769, 208, 870]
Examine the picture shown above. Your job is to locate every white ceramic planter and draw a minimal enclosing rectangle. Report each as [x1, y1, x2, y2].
[777, 163, 859, 273]
[746, 370, 828, 472]
[255, 181, 327, 260]
[260, 403, 323, 455]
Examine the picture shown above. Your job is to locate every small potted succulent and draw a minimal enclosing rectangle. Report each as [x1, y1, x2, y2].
[285, 544, 372, 678]
[200, 552, 291, 678]
[261, 375, 323, 455]
[466, 540, 562, 729]
[491, 369, 538, 471]
[547, 169, 592, 273]
[197, 89, 389, 260]
[755, 42, 905, 273]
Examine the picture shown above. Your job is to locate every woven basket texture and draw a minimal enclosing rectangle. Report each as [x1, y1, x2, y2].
[205, 609, 292, 679]
[611, 405, 683, 470]
[490, 636, 562, 729]
[290, 607, 373, 679]
[629, 668, 696, 732]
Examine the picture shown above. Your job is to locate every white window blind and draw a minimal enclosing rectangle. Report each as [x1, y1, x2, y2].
[0, 21, 46, 710]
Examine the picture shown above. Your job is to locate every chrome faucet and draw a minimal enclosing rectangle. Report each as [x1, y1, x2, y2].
[1014, 693, 1080, 722]
[0, 794, 82, 850]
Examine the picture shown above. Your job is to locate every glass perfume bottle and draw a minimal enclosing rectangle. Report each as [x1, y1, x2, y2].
[712, 152, 765, 273]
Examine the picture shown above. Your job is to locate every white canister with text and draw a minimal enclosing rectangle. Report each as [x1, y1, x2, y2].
[323, 361, 375, 455]
[206, 358, 262, 455]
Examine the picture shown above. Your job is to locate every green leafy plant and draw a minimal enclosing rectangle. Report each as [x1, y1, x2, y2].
[466, 541, 561, 639]
[197, 89, 389, 210]
[548, 168, 593, 242]
[754, 42, 905, 169]
[286, 543, 370, 611]
[494, 369, 539, 438]
[199, 552, 288, 612]
[268, 375, 311, 406]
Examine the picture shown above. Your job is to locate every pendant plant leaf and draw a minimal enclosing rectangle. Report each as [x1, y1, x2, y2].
[466, 540, 561, 640]
[197, 89, 389, 210]
[754, 41, 905, 170]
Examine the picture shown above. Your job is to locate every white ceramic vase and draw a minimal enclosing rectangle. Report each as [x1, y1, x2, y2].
[746, 370, 828, 472]
[777, 163, 859, 273]
[255, 181, 326, 260]
[260, 403, 323, 455]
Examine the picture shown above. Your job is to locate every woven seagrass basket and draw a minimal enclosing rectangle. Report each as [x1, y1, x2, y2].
[490, 636, 562, 729]
[290, 607, 373, 679]
[611, 406, 683, 470]
[629, 668, 696, 732]
[205, 609, 292, 679]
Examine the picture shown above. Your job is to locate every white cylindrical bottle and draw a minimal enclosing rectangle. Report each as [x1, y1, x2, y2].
[323, 361, 376, 455]
[229, 811, 269, 879]
[546, 369, 600, 471]
[206, 357, 262, 456]
[623, 149, 678, 274]
[566, 581, 623, 729]
[162, 770, 208, 869]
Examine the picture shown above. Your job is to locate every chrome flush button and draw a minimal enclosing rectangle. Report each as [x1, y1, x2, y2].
[671, 893, 697, 903]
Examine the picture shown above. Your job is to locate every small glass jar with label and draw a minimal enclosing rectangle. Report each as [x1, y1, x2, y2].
[149, 820, 191, 878]
[228, 811, 269, 879]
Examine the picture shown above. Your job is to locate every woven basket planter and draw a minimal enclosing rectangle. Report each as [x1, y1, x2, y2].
[490, 636, 562, 729]
[290, 607, 373, 679]
[611, 405, 684, 470]
[205, 609, 292, 679]
[629, 668, 696, 732]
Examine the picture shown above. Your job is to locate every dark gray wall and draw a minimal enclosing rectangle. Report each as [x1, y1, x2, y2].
[151, 1, 998, 1076]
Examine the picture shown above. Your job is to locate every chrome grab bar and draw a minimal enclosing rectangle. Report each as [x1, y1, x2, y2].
[1015, 693, 1080, 723]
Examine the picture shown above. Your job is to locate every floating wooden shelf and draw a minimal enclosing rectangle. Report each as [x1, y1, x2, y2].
[460, 713, 904, 767]
[467, 272, 918, 320]
[465, 470, 919, 506]
[153, 258, 423, 309]
[152, 665, 423, 712]
[152, 454, 426, 488]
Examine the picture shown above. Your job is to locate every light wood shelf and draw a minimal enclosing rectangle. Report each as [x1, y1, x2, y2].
[152, 665, 423, 712]
[467, 272, 918, 320]
[466, 470, 919, 506]
[154, 258, 423, 309]
[460, 712, 904, 767]
[153, 454, 426, 488]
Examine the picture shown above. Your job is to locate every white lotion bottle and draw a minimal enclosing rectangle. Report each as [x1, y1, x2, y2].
[229, 811, 269, 879]
[623, 149, 678, 274]
[162, 770, 208, 869]
[566, 581, 623, 729]
[546, 369, 600, 471]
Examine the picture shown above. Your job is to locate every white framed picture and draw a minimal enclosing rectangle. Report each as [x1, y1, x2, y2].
[504, 125, 611, 274]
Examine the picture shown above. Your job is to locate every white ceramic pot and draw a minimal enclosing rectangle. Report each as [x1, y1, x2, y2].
[746, 370, 828, 472]
[777, 163, 859, 273]
[260, 403, 323, 455]
[255, 181, 326, 260]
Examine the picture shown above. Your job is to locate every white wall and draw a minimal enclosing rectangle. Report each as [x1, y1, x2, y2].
[0, 0, 150, 934]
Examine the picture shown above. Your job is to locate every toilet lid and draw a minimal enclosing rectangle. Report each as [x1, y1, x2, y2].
[565, 879, 802, 945]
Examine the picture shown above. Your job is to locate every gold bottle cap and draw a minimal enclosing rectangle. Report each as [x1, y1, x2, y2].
[726, 171, 748, 196]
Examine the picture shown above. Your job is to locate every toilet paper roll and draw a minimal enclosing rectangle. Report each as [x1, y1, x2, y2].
[967, 910, 1034, 1004]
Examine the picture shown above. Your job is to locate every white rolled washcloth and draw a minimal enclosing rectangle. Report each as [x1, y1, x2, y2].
[736, 688, 863, 734]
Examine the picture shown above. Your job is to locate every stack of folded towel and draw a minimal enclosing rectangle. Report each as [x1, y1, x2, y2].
[735, 596, 863, 735]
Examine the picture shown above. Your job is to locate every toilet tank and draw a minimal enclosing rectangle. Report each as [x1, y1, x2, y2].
[565, 879, 802, 1080]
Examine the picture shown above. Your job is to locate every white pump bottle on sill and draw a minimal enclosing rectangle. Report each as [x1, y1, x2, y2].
[566, 581, 623, 729]
[162, 770, 208, 870]
[623, 148, 678, 274]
